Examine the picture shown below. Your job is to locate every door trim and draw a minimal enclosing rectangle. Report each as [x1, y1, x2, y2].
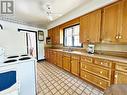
[18, 28, 38, 60]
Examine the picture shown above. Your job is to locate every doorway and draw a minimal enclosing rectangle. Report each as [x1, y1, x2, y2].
[26, 32, 38, 60]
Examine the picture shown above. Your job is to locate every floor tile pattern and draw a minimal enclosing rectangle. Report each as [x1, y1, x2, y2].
[37, 61, 104, 95]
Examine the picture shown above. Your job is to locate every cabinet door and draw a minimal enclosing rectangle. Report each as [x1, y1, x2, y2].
[89, 10, 101, 43]
[45, 49, 49, 61]
[52, 26, 60, 45]
[48, 29, 53, 42]
[80, 14, 89, 43]
[63, 57, 71, 72]
[52, 51, 57, 64]
[71, 59, 80, 76]
[52, 28, 56, 45]
[114, 71, 127, 84]
[119, 0, 127, 43]
[55, 26, 60, 44]
[57, 52, 63, 68]
[102, 2, 121, 43]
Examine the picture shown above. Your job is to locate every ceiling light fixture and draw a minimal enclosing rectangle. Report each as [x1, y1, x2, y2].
[46, 4, 53, 21]
[47, 12, 53, 21]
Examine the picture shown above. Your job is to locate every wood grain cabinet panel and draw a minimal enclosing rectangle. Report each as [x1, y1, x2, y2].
[56, 52, 63, 68]
[114, 71, 127, 84]
[71, 55, 80, 76]
[48, 26, 60, 45]
[114, 62, 127, 84]
[119, 0, 127, 43]
[49, 50, 53, 63]
[102, 1, 121, 43]
[81, 70, 110, 90]
[81, 56, 93, 63]
[94, 59, 112, 68]
[80, 9, 101, 43]
[81, 62, 111, 80]
[48, 29, 53, 42]
[80, 14, 89, 43]
[63, 54, 71, 72]
[88, 9, 101, 43]
[45, 49, 49, 61]
[53, 51, 57, 64]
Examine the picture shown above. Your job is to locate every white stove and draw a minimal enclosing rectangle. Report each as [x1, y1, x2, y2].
[0, 48, 37, 95]
[0, 47, 5, 63]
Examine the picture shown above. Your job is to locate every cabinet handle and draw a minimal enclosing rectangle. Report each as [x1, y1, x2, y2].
[100, 71, 103, 74]
[101, 62, 103, 65]
[115, 75, 117, 78]
[115, 35, 119, 39]
[118, 35, 122, 39]
[99, 82, 102, 85]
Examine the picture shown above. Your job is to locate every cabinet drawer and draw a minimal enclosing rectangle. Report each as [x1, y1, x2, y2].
[94, 59, 112, 68]
[115, 63, 127, 72]
[63, 53, 70, 57]
[81, 56, 93, 63]
[81, 62, 111, 80]
[80, 70, 110, 89]
[71, 55, 80, 60]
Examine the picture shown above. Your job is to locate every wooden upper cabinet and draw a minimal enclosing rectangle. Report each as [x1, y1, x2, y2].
[119, 0, 127, 43]
[102, 1, 121, 43]
[88, 9, 101, 43]
[48, 29, 53, 41]
[55, 26, 60, 44]
[80, 9, 101, 43]
[48, 26, 60, 45]
[80, 14, 89, 43]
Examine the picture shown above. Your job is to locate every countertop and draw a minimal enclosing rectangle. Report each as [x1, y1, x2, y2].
[49, 49, 127, 64]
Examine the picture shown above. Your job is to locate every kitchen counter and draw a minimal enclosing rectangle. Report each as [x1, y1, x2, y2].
[49, 49, 127, 64]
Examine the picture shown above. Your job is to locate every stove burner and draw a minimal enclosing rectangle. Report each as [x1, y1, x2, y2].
[4, 59, 17, 63]
[7, 56, 19, 58]
[19, 57, 31, 60]
[20, 54, 28, 57]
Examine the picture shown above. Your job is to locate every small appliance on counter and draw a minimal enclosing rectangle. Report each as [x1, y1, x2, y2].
[46, 37, 51, 45]
[87, 44, 95, 54]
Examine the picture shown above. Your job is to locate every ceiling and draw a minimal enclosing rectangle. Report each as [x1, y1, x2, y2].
[0, 0, 89, 28]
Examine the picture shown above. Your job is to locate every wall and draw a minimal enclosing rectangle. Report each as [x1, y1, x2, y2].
[83, 44, 127, 52]
[0, 20, 47, 56]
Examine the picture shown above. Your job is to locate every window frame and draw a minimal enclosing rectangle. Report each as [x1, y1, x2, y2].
[63, 24, 83, 48]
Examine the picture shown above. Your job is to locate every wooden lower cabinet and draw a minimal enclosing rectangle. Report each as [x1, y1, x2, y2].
[80, 70, 110, 89]
[49, 50, 53, 63]
[45, 49, 49, 61]
[53, 51, 57, 64]
[56, 52, 63, 68]
[45, 49, 127, 90]
[81, 62, 111, 80]
[114, 71, 127, 84]
[63, 54, 71, 72]
[80, 56, 113, 90]
[71, 55, 80, 76]
[71, 60, 79, 76]
[114, 62, 127, 84]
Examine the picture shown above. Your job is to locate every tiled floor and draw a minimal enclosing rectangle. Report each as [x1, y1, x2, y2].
[37, 61, 104, 95]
